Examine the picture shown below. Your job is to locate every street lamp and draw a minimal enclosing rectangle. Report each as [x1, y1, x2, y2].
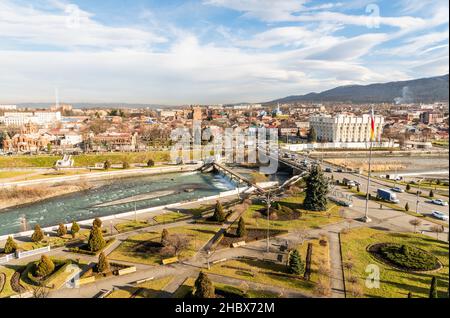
[415, 178, 424, 215]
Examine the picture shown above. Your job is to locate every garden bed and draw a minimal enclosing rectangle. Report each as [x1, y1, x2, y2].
[368, 243, 442, 272]
[66, 238, 116, 256]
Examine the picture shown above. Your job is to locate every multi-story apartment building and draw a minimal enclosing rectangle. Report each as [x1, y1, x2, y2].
[0, 104, 17, 110]
[0, 111, 61, 126]
[309, 113, 384, 143]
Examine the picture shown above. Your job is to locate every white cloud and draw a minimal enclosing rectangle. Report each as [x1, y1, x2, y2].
[0, 0, 167, 50]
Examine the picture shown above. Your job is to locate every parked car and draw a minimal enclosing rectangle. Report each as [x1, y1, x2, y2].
[390, 187, 405, 193]
[336, 168, 343, 173]
[431, 211, 449, 221]
[325, 167, 332, 173]
[430, 199, 449, 206]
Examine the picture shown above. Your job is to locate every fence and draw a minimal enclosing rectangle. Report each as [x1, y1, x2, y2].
[0, 246, 51, 265]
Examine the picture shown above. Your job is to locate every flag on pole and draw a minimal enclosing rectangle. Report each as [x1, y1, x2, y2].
[370, 108, 375, 141]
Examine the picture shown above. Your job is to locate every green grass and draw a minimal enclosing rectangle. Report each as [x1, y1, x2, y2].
[0, 171, 34, 179]
[108, 225, 219, 265]
[206, 258, 314, 293]
[107, 276, 174, 298]
[114, 221, 150, 233]
[0, 151, 172, 168]
[243, 194, 342, 231]
[173, 277, 280, 298]
[153, 212, 188, 224]
[340, 227, 449, 298]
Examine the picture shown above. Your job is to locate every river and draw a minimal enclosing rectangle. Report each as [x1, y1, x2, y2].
[0, 171, 237, 236]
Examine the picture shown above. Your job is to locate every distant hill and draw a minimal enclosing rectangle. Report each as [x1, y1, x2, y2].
[270, 74, 449, 104]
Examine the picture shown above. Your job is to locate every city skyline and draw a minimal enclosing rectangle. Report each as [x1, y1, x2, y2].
[0, 0, 449, 104]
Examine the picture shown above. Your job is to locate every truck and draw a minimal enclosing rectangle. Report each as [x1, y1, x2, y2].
[377, 188, 400, 203]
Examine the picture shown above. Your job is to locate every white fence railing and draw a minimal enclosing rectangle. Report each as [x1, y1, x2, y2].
[0, 246, 51, 265]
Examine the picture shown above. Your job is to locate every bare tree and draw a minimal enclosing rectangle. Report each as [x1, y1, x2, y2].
[430, 225, 444, 240]
[31, 285, 50, 298]
[164, 234, 191, 256]
[409, 219, 422, 233]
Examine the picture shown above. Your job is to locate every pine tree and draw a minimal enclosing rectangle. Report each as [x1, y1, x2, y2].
[93, 218, 103, 228]
[88, 225, 106, 252]
[405, 202, 409, 211]
[406, 183, 411, 191]
[147, 159, 155, 167]
[429, 190, 434, 198]
[213, 201, 226, 222]
[429, 277, 438, 298]
[31, 224, 44, 243]
[161, 229, 170, 246]
[4, 236, 18, 254]
[57, 223, 67, 237]
[194, 272, 215, 298]
[407, 292, 413, 298]
[96, 252, 110, 273]
[104, 160, 111, 170]
[288, 249, 304, 275]
[35, 255, 55, 277]
[307, 127, 317, 143]
[237, 217, 247, 238]
[303, 165, 329, 211]
[71, 221, 80, 235]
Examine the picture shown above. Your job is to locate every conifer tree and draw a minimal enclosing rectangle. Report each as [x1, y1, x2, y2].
[93, 218, 103, 228]
[429, 277, 438, 298]
[71, 221, 80, 236]
[161, 229, 170, 246]
[31, 224, 45, 243]
[35, 255, 55, 277]
[307, 127, 317, 143]
[4, 236, 18, 254]
[88, 225, 106, 252]
[213, 201, 226, 222]
[57, 223, 67, 237]
[303, 165, 328, 211]
[288, 249, 304, 275]
[237, 217, 247, 238]
[97, 252, 110, 273]
[194, 272, 215, 298]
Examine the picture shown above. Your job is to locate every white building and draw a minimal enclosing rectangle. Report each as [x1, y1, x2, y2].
[309, 113, 384, 143]
[0, 105, 17, 110]
[0, 111, 61, 126]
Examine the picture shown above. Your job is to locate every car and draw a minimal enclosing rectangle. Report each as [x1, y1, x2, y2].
[391, 187, 405, 193]
[325, 167, 332, 173]
[431, 211, 449, 221]
[336, 168, 343, 173]
[430, 199, 448, 206]
[347, 181, 356, 187]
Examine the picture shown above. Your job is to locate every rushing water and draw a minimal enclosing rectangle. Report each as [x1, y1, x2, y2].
[0, 172, 237, 236]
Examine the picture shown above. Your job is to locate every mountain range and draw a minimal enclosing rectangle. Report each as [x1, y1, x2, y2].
[269, 74, 449, 104]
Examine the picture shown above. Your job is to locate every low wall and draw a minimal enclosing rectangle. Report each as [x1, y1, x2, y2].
[0, 186, 249, 242]
[0, 164, 202, 188]
[282, 141, 396, 152]
[0, 246, 50, 265]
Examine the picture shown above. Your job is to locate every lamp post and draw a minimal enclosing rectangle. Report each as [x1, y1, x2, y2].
[266, 192, 272, 253]
[416, 178, 424, 215]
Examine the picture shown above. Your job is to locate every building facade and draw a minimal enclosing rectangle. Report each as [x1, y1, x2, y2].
[309, 114, 384, 143]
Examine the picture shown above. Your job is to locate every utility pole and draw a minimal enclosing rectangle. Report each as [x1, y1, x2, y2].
[416, 178, 424, 215]
[266, 192, 271, 253]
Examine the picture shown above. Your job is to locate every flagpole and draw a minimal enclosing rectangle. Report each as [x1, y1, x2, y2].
[363, 107, 375, 223]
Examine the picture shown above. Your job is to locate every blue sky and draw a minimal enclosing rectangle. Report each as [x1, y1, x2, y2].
[0, 0, 448, 104]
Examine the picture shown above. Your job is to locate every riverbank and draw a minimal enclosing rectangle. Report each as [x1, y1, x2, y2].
[0, 164, 202, 212]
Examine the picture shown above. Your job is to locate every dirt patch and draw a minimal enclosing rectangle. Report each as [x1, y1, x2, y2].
[0, 272, 6, 294]
[134, 241, 164, 254]
[10, 270, 27, 294]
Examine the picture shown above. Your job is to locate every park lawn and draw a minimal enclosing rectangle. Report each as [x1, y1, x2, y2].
[107, 276, 174, 298]
[0, 152, 173, 168]
[0, 171, 35, 180]
[153, 212, 188, 224]
[300, 238, 331, 294]
[114, 220, 151, 233]
[108, 225, 219, 265]
[14, 232, 90, 251]
[243, 195, 342, 231]
[205, 258, 315, 294]
[173, 277, 280, 298]
[340, 227, 449, 298]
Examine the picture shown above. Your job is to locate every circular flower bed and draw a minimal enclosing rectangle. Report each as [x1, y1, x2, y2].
[368, 243, 441, 272]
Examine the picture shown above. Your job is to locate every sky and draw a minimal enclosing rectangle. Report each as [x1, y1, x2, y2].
[0, 0, 448, 105]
